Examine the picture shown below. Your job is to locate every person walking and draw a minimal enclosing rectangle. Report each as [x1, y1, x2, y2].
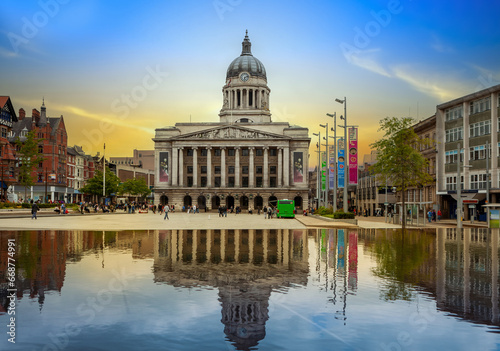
[31, 200, 40, 220]
[164, 205, 170, 220]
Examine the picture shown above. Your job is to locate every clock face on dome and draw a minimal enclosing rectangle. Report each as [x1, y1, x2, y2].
[240, 73, 249, 82]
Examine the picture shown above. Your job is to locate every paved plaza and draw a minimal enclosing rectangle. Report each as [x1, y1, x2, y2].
[0, 208, 485, 231]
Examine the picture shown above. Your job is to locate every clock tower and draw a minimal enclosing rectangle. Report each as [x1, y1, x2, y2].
[219, 31, 272, 124]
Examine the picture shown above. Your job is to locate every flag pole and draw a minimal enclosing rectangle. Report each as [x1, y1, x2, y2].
[103, 143, 106, 202]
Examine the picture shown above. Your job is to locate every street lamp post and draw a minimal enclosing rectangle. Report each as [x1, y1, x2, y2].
[336, 97, 348, 212]
[320, 123, 329, 208]
[327, 113, 337, 212]
[313, 132, 321, 208]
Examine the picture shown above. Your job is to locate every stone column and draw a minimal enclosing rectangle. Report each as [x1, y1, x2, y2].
[172, 147, 178, 186]
[263, 147, 269, 187]
[249, 147, 255, 187]
[235, 147, 240, 187]
[178, 148, 184, 186]
[193, 147, 198, 187]
[278, 147, 283, 187]
[283, 146, 290, 186]
[221, 147, 226, 187]
[207, 147, 212, 188]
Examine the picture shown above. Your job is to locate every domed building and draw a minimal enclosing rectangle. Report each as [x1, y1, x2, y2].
[153, 32, 310, 210]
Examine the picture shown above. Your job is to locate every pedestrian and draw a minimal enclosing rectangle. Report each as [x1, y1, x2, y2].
[263, 206, 267, 218]
[427, 210, 432, 223]
[267, 206, 272, 219]
[432, 210, 436, 222]
[164, 205, 170, 220]
[437, 209, 442, 221]
[31, 200, 40, 220]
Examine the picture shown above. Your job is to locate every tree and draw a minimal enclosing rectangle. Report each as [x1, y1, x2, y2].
[118, 177, 151, 200]
[369, 117, 433, 228]
[80, 167, 120, 200]
[15, 130, 45, 201]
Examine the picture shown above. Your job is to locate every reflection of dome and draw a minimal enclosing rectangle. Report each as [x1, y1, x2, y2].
[226, 31, 266, 80]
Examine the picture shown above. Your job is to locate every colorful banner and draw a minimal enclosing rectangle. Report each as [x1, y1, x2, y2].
[321, 151, 327, 191]
[338, 139, 345, 188]
[348, 231, 358, 291]
[349, 127, 358, 185]
[293, 152, 303, 183]
[337, 229, 345, 271]
[159, 152, 169, 182]
[329, 145, 335, 189]
[491, 209, 500, 228]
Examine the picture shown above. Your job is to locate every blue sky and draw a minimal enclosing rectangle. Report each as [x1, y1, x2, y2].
[1, 0, 500, 160]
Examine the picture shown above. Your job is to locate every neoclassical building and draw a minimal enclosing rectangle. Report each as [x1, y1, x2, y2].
[153, 32, 310, 210]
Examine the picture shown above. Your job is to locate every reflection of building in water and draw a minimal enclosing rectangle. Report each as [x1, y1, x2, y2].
[436, 228, 500, 326]
[0, 231, 67, 313]
[358, 227, 499, 328]
[308, 229, 359, 323]
[153, 229, 309, 351]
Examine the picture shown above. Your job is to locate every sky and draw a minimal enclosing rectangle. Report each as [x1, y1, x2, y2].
[1, 0, 500, 165]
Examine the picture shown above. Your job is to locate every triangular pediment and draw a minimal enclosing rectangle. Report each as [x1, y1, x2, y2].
[176, 125, 288, 140]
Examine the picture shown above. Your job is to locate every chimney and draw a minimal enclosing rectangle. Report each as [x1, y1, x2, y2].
[18, 108, 25, 120]
[32, 108, 40, 125]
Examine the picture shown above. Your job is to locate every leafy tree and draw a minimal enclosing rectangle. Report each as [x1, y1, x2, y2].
[370, 117, 433, 227]
[80, 167, 120, 199]
[118, 177, 151, 200]
[15, 130, 45, 201]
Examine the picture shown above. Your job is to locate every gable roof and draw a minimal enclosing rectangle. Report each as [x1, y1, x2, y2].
[0, 96, 18, 123]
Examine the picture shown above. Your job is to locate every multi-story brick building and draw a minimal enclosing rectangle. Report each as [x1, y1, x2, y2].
[9, 100, 72, 202]
[0, 96, 18, 201]
[67, 145, 96, 202]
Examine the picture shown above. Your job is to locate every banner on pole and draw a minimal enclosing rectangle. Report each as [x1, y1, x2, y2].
[338, 139, 345, 188]
[329, 145, 335, 189]
[321, 152, 326, 191]
[349, 127, 358, 185]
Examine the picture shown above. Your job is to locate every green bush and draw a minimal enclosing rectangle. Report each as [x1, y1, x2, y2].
[333, 210, 355, 219]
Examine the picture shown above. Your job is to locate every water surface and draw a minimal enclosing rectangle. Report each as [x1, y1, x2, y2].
[0, 228, 499, 350]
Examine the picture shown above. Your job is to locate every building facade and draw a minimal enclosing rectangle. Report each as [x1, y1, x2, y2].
[0, 96, 18, 201]
[9, 101, 72, 202]
[436, 84, 500, 220]
[109, 149, 155, 171]
[153, 32, 310, 210]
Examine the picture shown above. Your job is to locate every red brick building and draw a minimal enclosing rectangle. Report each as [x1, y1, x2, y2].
[0, 96, 18, 201]
[9, 100, 72, 202]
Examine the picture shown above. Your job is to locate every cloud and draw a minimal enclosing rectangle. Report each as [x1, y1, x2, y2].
[344, 48, 392, 78]
[391, 66, 464, 100]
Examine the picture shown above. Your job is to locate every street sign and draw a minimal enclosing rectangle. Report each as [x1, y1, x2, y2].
[462, 199, 478, 204]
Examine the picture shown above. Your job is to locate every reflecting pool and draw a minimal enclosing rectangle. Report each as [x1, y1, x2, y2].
[0, 228, 499, 350]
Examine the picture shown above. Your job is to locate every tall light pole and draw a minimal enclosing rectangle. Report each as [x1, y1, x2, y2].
[336, 97, 348, 212]
[320, 123, 329, 207]
[327, 113, 337, 212]
[313, 132, 321, 208]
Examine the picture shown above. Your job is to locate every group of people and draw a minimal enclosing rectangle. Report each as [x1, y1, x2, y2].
[262, 206, 276, 219]
[427, 209, 442, 222]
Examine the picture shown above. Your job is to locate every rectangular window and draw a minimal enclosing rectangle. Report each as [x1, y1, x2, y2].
[201, 166, 207, 174]
[214, 166, 221, 174]
[242, 149, 249, 156]
[201, 149, 208, 156]
[214, 149, 221, 156]
[256, 149, 263, 156]
[256, 177, 263, 187]
[228, 177, 235, 187]
[256, 166, 263, 174]
[187, 166, 193, 174]
[242, 166, 249, 174]
[270, 166, 276, 174]
[214, 177, 221, 187]
[201, 177, 207, 187]
[187, 177, 193, 187]
[270, 177, 277, 187]
[228, 149, 235, 156]
[187, 149, 194, 156]
[228, 166, 235, 174]
[242, 177, 249, 187]
[270, 149, 277, 156]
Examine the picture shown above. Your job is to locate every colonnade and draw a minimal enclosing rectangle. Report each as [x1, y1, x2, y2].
[170, 146, 290, 188]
